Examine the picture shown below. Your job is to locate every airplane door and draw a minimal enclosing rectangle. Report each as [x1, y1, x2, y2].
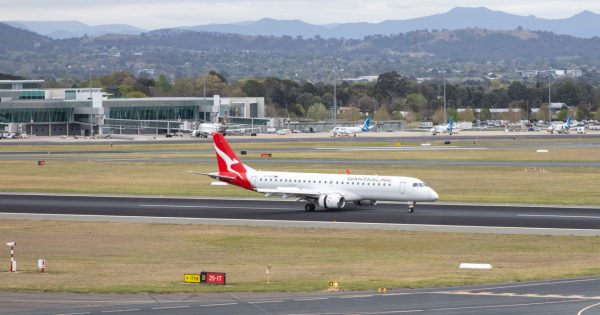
[250, 176, 257, 188]
[400, 182, 406, 194]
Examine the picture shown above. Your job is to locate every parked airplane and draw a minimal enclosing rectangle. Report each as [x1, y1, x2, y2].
[431, 115, 458, 135]
[331, 115, 375, 137]
[547, 114, 572, 134]
[191, 112, 255, 137]
[190, 122, 225, 138]
[203, 133, 439, 212]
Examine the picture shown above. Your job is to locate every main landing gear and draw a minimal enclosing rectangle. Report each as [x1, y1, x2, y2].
[408, 201, 416, 213]
[305, 203, 316, 212]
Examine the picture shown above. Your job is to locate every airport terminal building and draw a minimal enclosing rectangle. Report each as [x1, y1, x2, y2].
[0, 80, 266, 136]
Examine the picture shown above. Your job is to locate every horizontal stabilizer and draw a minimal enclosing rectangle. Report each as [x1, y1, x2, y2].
[199, 172, 237, 181]
[211, 182, 229, 186]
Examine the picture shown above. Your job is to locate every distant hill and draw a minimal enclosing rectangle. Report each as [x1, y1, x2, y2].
[6, 7, 600, 39]
[2, 22, 600, 81]
[0, 22, 50, 51]
[5, 21, 146, 39]
[182, 7, 600, 39]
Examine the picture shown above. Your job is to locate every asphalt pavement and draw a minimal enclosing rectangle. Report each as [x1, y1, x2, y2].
[1, 194, 599, 235]
[3, 277, 600, 315]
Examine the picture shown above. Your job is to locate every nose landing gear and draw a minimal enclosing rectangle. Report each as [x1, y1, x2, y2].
[408, 201, 416, 213]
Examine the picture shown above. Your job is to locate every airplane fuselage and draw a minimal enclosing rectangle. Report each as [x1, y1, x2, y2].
[246, 170, 438, 203]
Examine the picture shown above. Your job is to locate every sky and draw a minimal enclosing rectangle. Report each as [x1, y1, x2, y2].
[3, 0, 600, 29]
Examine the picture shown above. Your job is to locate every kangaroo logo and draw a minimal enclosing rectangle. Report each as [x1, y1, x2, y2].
[214, 144, 242, 178]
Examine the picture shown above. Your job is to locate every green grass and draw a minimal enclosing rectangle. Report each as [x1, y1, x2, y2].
[2, 220, 600, 293]
[0, 159, 598, 205]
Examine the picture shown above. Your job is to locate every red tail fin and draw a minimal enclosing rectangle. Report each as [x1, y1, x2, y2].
[212, 133, 252, 189]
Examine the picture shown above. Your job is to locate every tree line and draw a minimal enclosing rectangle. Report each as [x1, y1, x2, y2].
[62, 71, 600, 123]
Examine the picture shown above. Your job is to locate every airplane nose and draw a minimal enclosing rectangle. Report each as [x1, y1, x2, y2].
[430, 188, 439, 201]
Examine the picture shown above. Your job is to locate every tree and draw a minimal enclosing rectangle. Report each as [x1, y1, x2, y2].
[576, 104, 591, 120]
[373, 71, 409, 106]
[358, 95, 378, 112]
[554, 80, 582, 106]
[432, 107, 446, 124]
[306, 103, 329, 121]
[458, 108, 476, 122]
[289, 103, 306, 118]
[155, 75, 173, 96]
[556, 107, 570, 121]
[479, 107, 491, 120]
[535, 105, 549, 121]
[338, 107, 362, 121]
[507, 81, 528, 101]
[208, 70, 227, 83]
[125, 91, 147, 98]
[374, 105, 392, 121]
[241, 79, 266, 97]
[406, 93, 427, 113]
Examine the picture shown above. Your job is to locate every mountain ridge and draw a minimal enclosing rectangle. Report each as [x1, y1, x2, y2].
[5, 7, 600, 39]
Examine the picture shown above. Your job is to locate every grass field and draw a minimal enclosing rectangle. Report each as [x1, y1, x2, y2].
[2, 220, 600, 293]
[0, 159, 598, 205]
[1, 138, 600, 294]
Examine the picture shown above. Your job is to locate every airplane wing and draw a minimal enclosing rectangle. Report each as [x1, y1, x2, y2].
[256, 187, 362, 201]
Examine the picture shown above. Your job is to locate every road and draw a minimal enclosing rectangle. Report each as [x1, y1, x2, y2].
[1, 194, 599, 235]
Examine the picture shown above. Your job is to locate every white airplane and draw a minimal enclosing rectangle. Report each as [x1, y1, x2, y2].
[331, 115, 375, 137]
[547, 114, 572, 134]
[203, 133, 439, 213]
[191, 112, 254, 138]
[190, 122, 226, 138]
[431, 115, 458, 135]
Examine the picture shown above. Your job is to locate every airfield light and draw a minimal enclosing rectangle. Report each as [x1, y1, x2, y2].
[6, 241, 16, 272]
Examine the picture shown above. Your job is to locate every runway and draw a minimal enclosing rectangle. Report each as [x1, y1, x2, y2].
[1, 194, 599, 235]
[1, 131, 599, 146]
[4, 277, 600, 315]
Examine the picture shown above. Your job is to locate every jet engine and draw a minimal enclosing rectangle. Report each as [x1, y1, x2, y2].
[318, 194, 346, 209]
[354, 200, 378, 206]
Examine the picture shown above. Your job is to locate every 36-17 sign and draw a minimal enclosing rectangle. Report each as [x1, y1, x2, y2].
[201, 271, 226, 285]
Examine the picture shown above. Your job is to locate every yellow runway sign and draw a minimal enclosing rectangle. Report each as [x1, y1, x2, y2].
[184, 274, 201, 283]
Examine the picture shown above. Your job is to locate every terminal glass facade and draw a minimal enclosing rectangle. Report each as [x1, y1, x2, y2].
[19, 91, 45, 100]
[108, 105, 197, 121]
[0, 108, 72, 123]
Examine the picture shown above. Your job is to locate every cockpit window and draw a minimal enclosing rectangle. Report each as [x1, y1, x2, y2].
[413, 182, 428, 187]
[412, 183, 419, 187]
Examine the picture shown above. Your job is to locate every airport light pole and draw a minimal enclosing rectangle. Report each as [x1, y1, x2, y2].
[332, 68, 343, 127]
[547, 69, 552, 123]
[439, 70, 447, 123]
[333, 71, 337, 126]
[202, 75, 206, 125]
[88, 68, 93, 137]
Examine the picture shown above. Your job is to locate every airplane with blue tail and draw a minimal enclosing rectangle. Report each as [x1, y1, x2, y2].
[431, 114, 459, 135]
[331, 114, 375, 137]
[547, 114, 572, 134]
